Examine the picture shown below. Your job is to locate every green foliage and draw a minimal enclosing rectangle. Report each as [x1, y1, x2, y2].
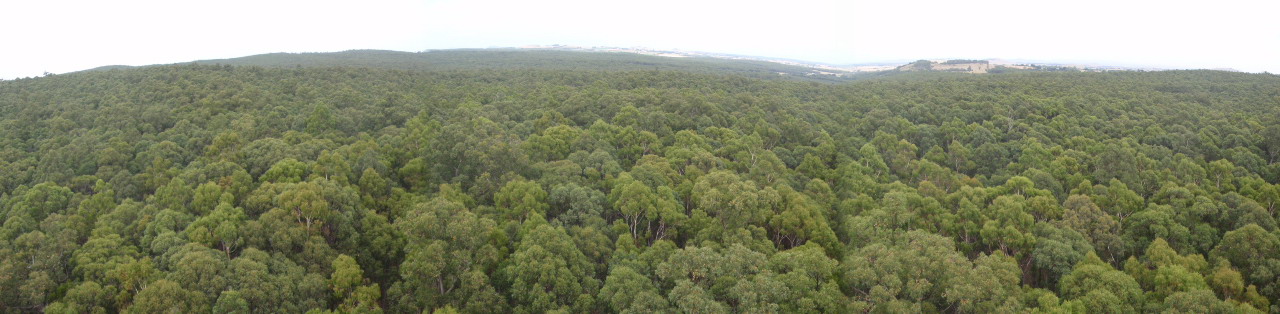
[1, 51, 1278, 312]
[1058, 253, 1144, 312]
[500, 220, 598, 313]
[494, 179, 548, 220]
[127, 279, 207, 313]
[843, 230, 971, 310]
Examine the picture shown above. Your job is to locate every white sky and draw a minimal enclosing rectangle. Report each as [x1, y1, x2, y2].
[2, 0, 1277, 79]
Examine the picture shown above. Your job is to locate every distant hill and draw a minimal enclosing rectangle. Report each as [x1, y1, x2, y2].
[83, 65, 137, 71]
[895, 59, 1040, 74]
[85, 49, 858, 82]
[889, 59, 1159, 74]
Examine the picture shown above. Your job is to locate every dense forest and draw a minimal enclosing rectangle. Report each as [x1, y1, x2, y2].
[1, 52, 1279, 313]
[89, 50, 856, 83]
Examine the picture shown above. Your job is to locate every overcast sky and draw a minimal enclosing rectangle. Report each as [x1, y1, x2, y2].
[2, 0, 1278, 79]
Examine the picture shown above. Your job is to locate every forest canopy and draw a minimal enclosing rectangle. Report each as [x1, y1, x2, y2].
[1, 51, 1279, 313]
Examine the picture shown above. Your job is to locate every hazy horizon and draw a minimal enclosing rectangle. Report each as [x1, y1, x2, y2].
[3, 0, 1278, 79]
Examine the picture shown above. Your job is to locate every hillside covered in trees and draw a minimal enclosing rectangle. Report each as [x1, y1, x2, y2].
[2, 51, 1280, 313]
[86, 49, 857, 83]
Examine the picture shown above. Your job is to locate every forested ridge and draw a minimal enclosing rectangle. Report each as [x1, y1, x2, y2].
[85, 49, 856, 83]
[1, 56, 1280, 313]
